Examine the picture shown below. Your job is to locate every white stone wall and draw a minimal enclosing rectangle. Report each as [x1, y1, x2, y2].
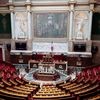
[8, 0, 97, 53]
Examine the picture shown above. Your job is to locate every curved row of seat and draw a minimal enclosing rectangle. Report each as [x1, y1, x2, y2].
[32, 65, 100, 100]
[33, 84, 74, 100]
[0, 60, 100, 100]
[56, 65, 100, 100]
[0, 61, 40, 100]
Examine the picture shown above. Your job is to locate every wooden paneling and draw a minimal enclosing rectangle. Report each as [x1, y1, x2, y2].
[10, 55, 32, 64]
[10, 54, 92, 67]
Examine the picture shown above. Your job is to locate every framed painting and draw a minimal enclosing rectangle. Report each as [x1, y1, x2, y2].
[33, 13, 68, 38]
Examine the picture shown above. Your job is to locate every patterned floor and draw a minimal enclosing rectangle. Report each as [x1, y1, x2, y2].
[23, 68, 72, 86]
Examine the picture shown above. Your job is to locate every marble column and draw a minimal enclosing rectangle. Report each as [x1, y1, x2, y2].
[69, 1, 75, 40]
[11, 12, 15, 39]
[26, 1, 32, 39]
[2, 46, 5, 61]
[28, 11, 31, 39]
[69, 11, 74, 40]
[88, 11, 93, 40]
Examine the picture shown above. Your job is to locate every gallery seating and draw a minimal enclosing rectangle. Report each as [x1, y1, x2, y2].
[0, 60, 100, 100]
[0, 61, 40, 100]
[33, 85, 72, 100]
[56, 65, 100, 100]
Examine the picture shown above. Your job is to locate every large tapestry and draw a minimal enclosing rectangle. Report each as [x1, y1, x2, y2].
[33, 13, 68, 38]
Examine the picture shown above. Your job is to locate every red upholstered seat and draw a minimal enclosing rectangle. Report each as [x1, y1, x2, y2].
[0, 65, 3, 70]
[10, 67, 16, 74]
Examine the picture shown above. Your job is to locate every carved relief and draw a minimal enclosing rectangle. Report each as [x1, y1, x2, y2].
[15, 12, 28, 39]
[74, 11, 89, 40]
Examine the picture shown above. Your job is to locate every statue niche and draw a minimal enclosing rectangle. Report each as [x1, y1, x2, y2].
[15, 12, 28, 39]
[74, 11, 88, 40]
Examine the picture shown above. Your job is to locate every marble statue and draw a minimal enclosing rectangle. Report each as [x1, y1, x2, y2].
[75, 12, 88, 39]
[76, 18, 84, 39]
[15, 12, 27, 39]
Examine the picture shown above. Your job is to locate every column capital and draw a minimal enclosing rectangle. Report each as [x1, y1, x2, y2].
[89, 4, 94, 11]
[68, 0, 77, 5]
[9, 5, 14, 11]
[25, 2, 32, 12]
[71, 5, 74, 11]
[68, 1, 76, 11]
